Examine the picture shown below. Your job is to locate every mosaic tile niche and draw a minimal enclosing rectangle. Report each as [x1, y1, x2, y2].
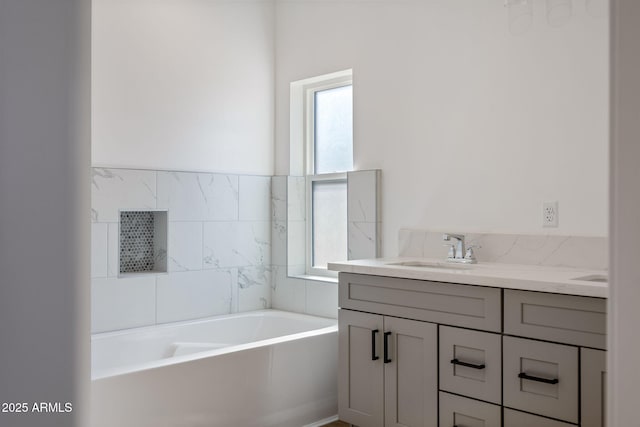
[119, 210, 168, 274]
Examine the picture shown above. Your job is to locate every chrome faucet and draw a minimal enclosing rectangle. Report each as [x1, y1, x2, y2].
[443, 233, 478, 264]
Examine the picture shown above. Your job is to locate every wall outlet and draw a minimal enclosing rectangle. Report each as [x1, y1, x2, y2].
[543, 201, 559, 227]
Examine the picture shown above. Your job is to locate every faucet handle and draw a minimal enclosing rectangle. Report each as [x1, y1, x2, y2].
[465, 244, 482, 262]
[443, 243, 456, 259]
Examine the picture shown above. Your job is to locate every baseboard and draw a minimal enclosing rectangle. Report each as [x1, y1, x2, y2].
[303, 414, 339, 427]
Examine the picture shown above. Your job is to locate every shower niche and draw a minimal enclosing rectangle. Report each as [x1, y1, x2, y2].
[119, 210, 168, 275]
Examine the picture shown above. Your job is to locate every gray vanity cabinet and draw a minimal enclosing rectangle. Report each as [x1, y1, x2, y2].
[338, 272, 607, 427]
[338, 309, 438, 427]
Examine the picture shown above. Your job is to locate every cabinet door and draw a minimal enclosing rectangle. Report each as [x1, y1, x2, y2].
[582, 348, 607, 427]
[339, 309, 384, 427]
[384, 316, 438, 427]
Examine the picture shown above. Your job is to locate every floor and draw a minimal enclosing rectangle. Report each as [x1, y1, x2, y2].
[321, 422, 349, 427]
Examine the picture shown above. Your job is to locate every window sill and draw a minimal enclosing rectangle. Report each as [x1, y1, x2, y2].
[289, 274, 338, 284]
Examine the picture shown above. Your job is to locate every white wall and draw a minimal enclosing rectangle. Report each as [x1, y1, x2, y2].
[0, 1, 90, 426]
[609, 1, 640, 425]
[92, 0, 275, 175]
[275, 0, 609, 256]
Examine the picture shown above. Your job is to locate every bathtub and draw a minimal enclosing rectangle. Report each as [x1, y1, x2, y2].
[90, 310, 338, 427]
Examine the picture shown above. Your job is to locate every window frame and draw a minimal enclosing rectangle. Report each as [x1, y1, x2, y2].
[302, 74, 353, 277]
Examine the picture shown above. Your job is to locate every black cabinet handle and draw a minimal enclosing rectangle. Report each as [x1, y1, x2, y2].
[518, 372, 559, 385]
[371, 329, 379, 361]
[383, 331, 392, 363]
[450, 358, 486, 370]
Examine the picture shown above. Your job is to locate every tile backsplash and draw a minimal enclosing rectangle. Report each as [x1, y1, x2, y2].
[399, 229, 607, 270]
[91, 168, 272, 333]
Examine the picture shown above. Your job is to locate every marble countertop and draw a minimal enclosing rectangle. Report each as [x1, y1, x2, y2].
[328, 257, 608, 298]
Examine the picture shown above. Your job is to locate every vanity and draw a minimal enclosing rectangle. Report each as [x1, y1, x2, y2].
[329, 255, 607, 427]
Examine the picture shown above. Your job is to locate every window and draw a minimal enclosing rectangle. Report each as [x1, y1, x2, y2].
[299, 72, 353, 277]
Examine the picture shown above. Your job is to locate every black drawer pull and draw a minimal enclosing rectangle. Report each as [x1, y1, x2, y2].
[383, 331, 392, 363]
[450, 358, 486, 370]
[518, 372, 559, 385]
[371, 329, 379, 361]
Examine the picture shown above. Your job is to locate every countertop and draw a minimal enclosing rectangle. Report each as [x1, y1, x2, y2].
[328, 257, 608, 298]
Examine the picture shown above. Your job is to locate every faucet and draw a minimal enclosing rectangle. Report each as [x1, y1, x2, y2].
[443, 233, 478, 264]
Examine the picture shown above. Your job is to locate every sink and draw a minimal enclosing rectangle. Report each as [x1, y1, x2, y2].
[386, 261, 474, 270]
[572, 274, 608, 283]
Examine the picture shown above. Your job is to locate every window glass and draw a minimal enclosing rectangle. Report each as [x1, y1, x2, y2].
[314, 85, 353, 174]
[312, 180, 348, 269]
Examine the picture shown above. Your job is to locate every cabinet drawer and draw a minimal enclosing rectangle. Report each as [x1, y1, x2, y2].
[439, 326, 501, 404]
[439, 392, 501, 427]
[339, 273, 501, 332]
[503, 409, 575, 427]
[503, 336, 579, 424]
[504, 289, 606, 349]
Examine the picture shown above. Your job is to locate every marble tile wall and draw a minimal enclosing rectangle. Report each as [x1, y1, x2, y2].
[271, 171, 381, 319]
[91, 168, 272, 333]
[285, 176, 306, 277]
[348, 170, 381, 260]
[271, 177, 340, 318]
[398, 229, 607, 270]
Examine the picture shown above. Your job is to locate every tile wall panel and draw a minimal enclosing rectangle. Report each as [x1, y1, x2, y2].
[156, 171, 239, 222]
[91, 223, 108, 278]
[91, 276, 156, 333]
[156, 270, 233, 323]
[168, 222, 203, 272]
[91, 168, 157, 223]
[239, 176, 271, 221]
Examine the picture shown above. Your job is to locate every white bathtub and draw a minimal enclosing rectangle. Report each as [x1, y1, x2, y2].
[90, 310, 338, 427]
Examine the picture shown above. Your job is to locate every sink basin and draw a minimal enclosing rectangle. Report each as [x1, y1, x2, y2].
[386, 261, 474, 270]
[572, 274, 608, 283]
